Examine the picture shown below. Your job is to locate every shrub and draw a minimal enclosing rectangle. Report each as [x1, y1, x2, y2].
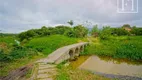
[115, 43, 142, 60]
[131, 27, 142, 35]
[111, 28, 130, 36]
[100, 26, 111, 40]
[73, 25, 88, 38]
[0, 47, 38, 62]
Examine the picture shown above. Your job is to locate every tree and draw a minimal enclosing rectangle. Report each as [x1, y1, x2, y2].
[111, 28, 130, 36]
[64, 28, 75, 37]
[122, 24, 131, 28]
[67, 20, 74, 26]
[18, 32, 28, 41]
[73, 25, 88, 38]
[55, 25, 71, 35]
[100, 26, 111, 40]
[131, 26, 142, 35]
[90, 25, 99, 37]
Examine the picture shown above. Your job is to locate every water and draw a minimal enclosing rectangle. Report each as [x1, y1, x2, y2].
[79, 55, 142, 78]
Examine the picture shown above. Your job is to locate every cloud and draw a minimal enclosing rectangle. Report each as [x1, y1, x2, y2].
[0, 0, 142, 33]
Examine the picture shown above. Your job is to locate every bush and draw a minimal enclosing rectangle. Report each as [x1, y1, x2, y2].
[100, 26, 111, 40]
[131, 27, 142, 35]
[73, 25, 88, 38]
[83, 36, 142, 61]
[0, 47, 38, 62]
[115, 43, 142, 60]
[111, 28, 130, 36]
[64, 29, 75, 37]
[18, 25, 88, 41]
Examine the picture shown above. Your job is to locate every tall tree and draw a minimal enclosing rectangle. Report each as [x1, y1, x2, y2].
[73, 25, 88, 38]
[122, 24, 131, 28]
[100, 26, 111, 40]
[67, 20, 74, 26]
[90, 25, 99, 34]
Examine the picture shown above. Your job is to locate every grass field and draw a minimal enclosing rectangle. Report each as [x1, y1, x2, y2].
[82, 36, 142, 61]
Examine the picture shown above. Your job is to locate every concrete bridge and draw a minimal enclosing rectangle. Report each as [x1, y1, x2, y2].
[37, 42, 89, 64]
[30, 42, 89, 80]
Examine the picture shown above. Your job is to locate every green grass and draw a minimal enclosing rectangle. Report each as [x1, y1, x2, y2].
[25, 35, 79, 54]
[82, 36, 142, 61]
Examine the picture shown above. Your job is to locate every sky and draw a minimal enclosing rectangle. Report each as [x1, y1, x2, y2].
[0, 0, 142, 33]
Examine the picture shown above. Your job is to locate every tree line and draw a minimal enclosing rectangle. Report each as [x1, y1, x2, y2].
[91, 24, 142, 40]
[18, 25, 88, 41]
[18, 23, 142, 41]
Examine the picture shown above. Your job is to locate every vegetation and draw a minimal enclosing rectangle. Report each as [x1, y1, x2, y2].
[86, 24, 142, 61]
[25, 35, 79, 54]
[82, 36, 142, 61]
[100, 26, 111, 40]
[0, 23, 142, 79]
[90, 24, 142, 39]
[18, 25, 88, 41]
[0, 35, 79, 77]
[90, 25, 99, 34]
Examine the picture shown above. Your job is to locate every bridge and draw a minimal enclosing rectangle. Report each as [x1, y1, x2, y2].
[30, 42, 89, 80]
[37, 42, 89, 64]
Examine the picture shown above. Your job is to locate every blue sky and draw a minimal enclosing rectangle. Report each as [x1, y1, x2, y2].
[0, 0, 142, 33]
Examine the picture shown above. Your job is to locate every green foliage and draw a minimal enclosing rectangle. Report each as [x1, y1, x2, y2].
[0, 36, 15, 44]
[18, 26, 52, 41]
[64, 29, 75, 37]
[122, 24, 131, 28]
[131, 27, 142, 35]
[0, 47, 38, 62]
[83, 36, 142, 61]
[111, 28, 130, 36]
[73, 25, 88, 38]
[26, 35, 78, 54]
[90, 25, 99, 34]
[18, 25, 88, 41]
[115, 43, 142, 60]
[55, 25, 72, 35]
[100, 26, 111, 40]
